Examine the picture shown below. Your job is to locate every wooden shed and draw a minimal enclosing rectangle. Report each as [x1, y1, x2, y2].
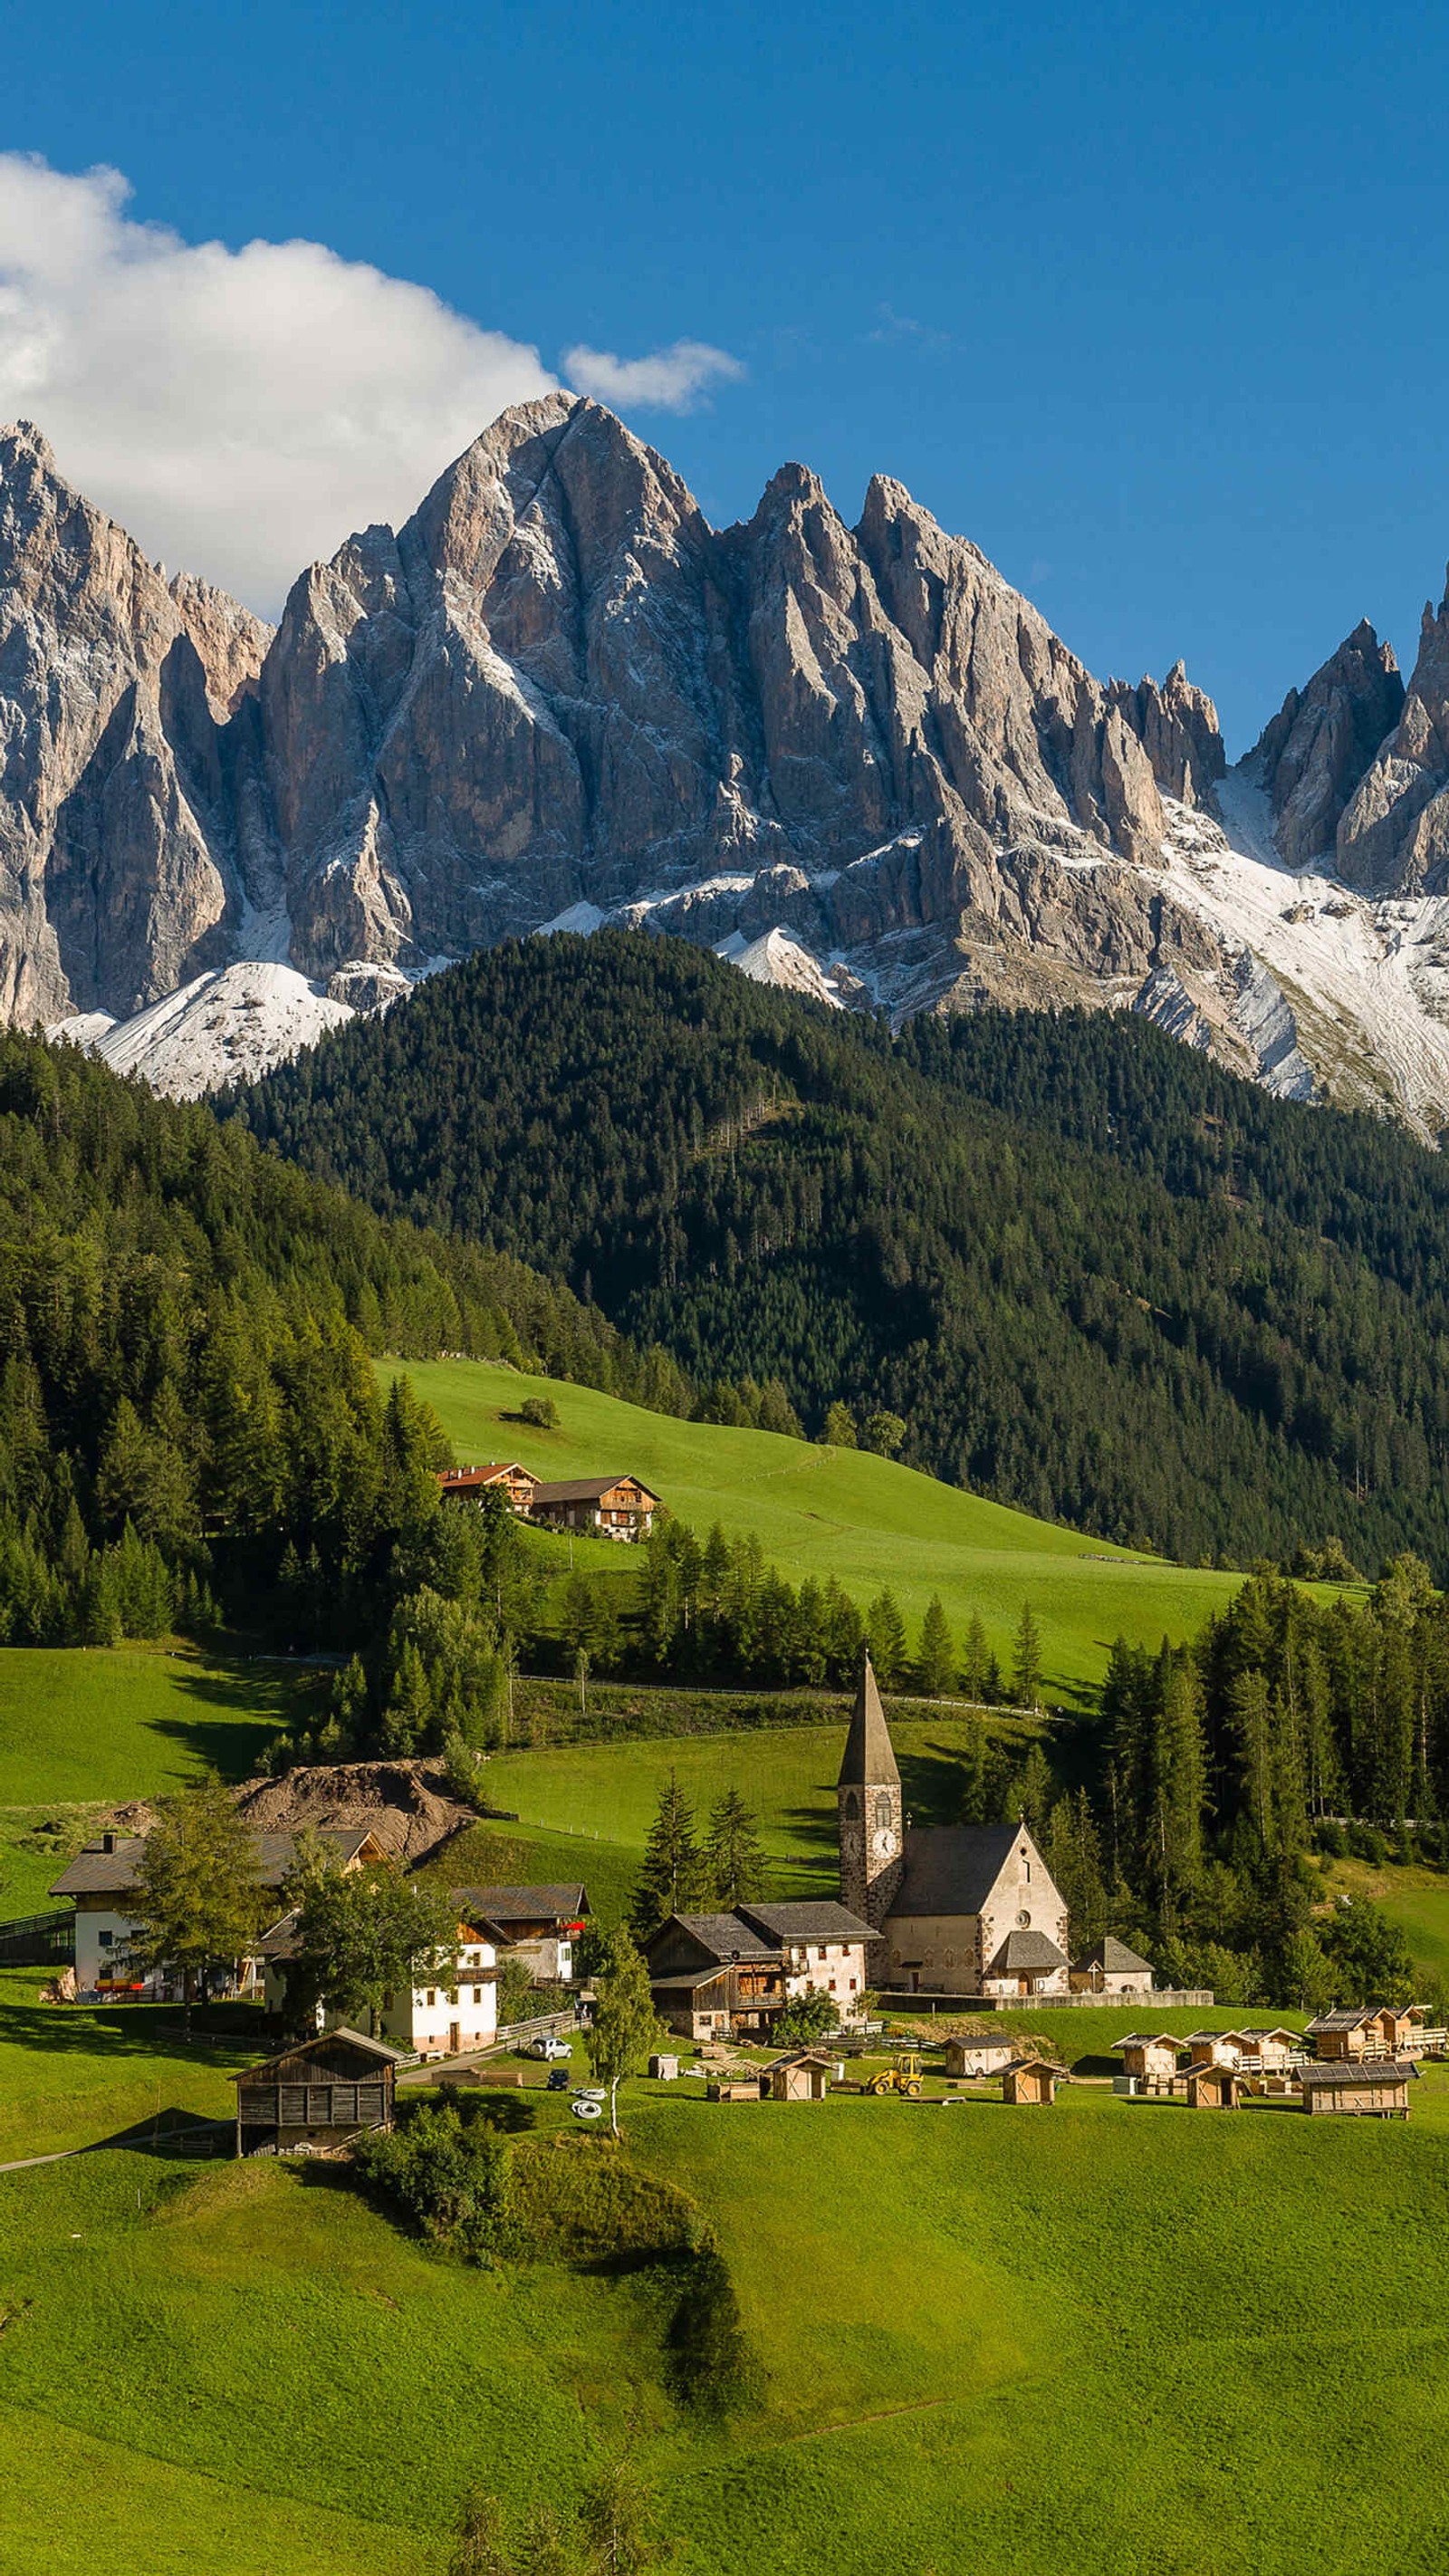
[944, 2033, 1017, 2079]
[234, 2027, 403, 2156]
[763, 2048, 836, 2101]
[1300, 2061, 1414, 2119]
[1113, 2033, 1182, 2090]
[1185, 2064, 1240, 2110]
[1002, 2057, 1060, 2105]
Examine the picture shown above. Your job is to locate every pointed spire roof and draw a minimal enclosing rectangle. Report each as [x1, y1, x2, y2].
[837, 1653, 899, 1789]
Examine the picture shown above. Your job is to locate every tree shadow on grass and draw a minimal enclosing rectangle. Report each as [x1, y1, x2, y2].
[0, 1998, 266, 2063]
[159, 1654, 333, 1777]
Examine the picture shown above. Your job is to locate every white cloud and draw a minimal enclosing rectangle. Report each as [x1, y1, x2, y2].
[0, 153, 557, 614]
[561, 337, 745, 412]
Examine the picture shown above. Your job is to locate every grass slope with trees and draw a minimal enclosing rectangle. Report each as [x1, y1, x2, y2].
[236, 929, 1449, 1571]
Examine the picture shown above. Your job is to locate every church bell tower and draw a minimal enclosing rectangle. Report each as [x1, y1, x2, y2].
[837, 1652, 904, 1929]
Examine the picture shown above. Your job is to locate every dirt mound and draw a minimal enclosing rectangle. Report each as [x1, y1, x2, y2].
[233, 1758, 472, 1868]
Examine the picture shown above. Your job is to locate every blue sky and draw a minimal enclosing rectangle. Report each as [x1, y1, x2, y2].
[4, 0, 1447, 745]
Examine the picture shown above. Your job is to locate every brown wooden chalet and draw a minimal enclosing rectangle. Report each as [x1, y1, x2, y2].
[1300, 2060, 1415, 2118]
[437, 1462, 541, 1513]
[645, 1913, 787, 2039]
[527, 1475, 659, 1541]
[1307, 2004, 1426, 2062]
[1002, 2057, 1060, 2105]
[234, 2027, 404, 2154]
[1186, 2064, 1241, 2110]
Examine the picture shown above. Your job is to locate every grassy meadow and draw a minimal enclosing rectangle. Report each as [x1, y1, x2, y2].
[5, 2062, 1449, 2574]
[394, 1357, 1249, 1699]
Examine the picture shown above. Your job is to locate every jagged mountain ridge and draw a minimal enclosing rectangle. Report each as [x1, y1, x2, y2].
[5, 395, 1449, 1124]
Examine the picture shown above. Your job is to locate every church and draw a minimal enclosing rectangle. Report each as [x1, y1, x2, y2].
[837, 1654, 1070, 1998]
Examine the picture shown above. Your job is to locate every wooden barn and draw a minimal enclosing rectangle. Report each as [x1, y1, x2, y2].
[1002, 2057, 1060, 2105]
[1186, 2064, 1240, 2110]
[1307, 2004, 1425, 2062]
[1300, 2061, 1414, 2119]
[1112, 2033, 1182, 2091]
[763, 2049, 836, 2101]
[234, 2027, 403, 2156]
[944, 2033, 1017, 2079]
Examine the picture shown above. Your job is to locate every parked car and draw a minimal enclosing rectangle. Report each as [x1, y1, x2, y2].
[523, 2033, 571, 2061]
[545, 2065, 572, 2091]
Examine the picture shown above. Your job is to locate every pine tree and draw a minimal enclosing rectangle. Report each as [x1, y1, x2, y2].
[866, 1588, 907, 1687]
[823, 1401, 858, 1449]
[917, 1597, 955, 1697]
[704, 1787, 766, 1908]
[962, 1611, 988, 1704]
[629, 1771, 705, 1938]
[1012, 1602, 1043, 1709]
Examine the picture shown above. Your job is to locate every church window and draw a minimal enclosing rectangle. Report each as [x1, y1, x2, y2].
[873, 1793, 893, 1831]
[843, 1790, 859, 1819]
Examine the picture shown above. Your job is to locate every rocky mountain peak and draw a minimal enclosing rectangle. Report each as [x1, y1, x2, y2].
[1246, 618, 1404, 870]
[1335, 589, 1449, 892]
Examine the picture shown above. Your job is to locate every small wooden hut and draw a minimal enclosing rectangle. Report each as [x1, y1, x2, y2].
[1112, 2033, 1182, 2091]
[1300, 2061, 1414, 2119]
[763, 2049, 836, 2101]
[944, 2033, 1016, 2079]
[1002, 2057, 1060, 2106]
[1185, 2064, 1240, 2110]
[234, 2027, 403, 2156]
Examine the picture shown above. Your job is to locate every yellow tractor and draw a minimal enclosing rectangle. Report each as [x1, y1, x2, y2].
[867, 2052, 924, 2099]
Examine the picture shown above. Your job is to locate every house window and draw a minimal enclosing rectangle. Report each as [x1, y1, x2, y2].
[818, 1946, 828, 1962]
[849, 1978, 858, 1992]
[98, 1929, 113, 1948]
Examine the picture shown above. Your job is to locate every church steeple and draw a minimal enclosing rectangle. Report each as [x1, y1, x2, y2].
[837, 1652, 904, 1930]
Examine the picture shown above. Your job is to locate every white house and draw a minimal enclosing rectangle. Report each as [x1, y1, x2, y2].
[734, 1902, 872, 2017]
[450, 1883, 590, 1985]
[49, 1825, 383, 1997]
[259, 1903, 501, 2061]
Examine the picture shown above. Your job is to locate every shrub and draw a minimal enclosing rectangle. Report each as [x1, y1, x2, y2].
[352, 2101, 516, 2264]
[518, 1396, 559, 1429]
[773, 1986, 839, 2046]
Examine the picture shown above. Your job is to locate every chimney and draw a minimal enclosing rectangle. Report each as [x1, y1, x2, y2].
[101, 1831, 116, 1854]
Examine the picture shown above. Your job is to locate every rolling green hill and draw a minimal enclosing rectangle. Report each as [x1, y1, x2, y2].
[240, 930, 1449, 1571]
[398, 1353, 1252, 1697]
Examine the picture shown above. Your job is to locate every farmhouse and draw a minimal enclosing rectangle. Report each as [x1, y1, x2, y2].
[838, 1656, 1069, 1996]
[1071, 1937, 1155, 1997]
[259, 1901, 501, 2059]
[451, 1882, 590, 1985]
[437, 1462, 541, 1513]
[235, 2027, 403, 2155]
[49, 1825, 385, 1997]
[644, 1899, 872, 2039]
[1300, 2061, 1415, 2118]
[1307, 2004, 1426, 2062]
[1002, 2057, 1060, 2105]
[527, 1475, 660, 1540]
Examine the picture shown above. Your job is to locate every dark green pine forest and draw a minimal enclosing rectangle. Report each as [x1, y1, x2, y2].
[235, 930, 1449, 1573]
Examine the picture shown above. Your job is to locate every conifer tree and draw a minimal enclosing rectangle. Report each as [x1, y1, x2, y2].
[917, 1598, 955, 1698]
[866, 1588, 907, 1688]
[629, 1771, 705, 1938]
[704, 1787, 766, 1908]
[823, 1402, 858, 1449]
[962, 1611, 988, 1704]
[1012, 1602, 1043, 1709]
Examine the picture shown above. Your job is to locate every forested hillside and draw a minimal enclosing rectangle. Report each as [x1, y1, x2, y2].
[0, 1028, 653, 1649]
[235, 932, 1449, 1572]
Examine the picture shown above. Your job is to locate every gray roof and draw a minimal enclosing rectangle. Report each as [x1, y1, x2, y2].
[669, 1912, 782, 1965]
[239, 2024, 407, 2079]
[530, 1476, 658, 1505]
[1300, 2060, 1416, 2089]
[1112, 2033, 1184, 2052]
[738, 1901, 873, 1944]
[648, 1967, 743, 1992]
[1077, 1937, 1154, 1975]
[50, 1825, 375, 1899]
[451, 1884, 589, 1923]
[992, 1927, 1068, 1974]
[837, 1654, 899, 1791]
[1308, 2005, 1421, 2033]
[892, 1822, 1021, 1918]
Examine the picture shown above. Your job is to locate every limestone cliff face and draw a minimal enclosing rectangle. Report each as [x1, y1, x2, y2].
[254, 394, 1223, 1002]
[0, 423, 269, 1020]
[1246, 619, 1404, 870]
[1336, 582, 1449, 893]
[0, 393, 1388, 1098]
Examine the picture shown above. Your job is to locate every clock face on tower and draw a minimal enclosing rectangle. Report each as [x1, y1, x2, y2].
[872, 1827, 896, 1858]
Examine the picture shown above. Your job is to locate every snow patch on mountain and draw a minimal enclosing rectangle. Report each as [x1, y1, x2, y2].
[716, 926, 848, 1007]
[49, 962, 357, 1099]
[1159, 791, 1449, 1139]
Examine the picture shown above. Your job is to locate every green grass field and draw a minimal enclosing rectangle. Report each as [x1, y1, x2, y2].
[0, 1646, 323, 1809]
[5, 2062, 1449, 2575]
[394, 1358, 1250, 1699]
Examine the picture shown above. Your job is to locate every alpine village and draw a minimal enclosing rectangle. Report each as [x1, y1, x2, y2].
[14, 34, 1449, 2572]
